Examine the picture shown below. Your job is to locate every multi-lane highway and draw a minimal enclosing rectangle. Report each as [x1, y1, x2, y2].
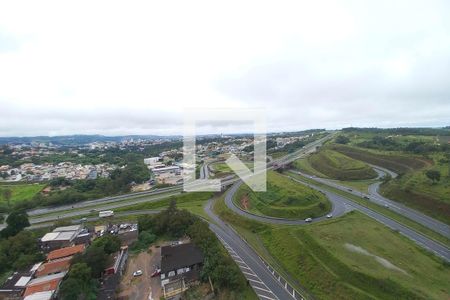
[204, 199, 306, 300]
[223, 175, 450, 262]
[291, 168, 450, 239]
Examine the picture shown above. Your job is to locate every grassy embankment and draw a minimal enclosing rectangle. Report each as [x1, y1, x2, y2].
[210, 161, 253, 178]
[234, 171, 330, 219]
[0, 183, 46, 212]
[286, 171, 450, 247]
[307, 149, 378, 180]
[293, 150, 379, 193]
[332, 144, 450, 225]
[213, 195, 450, 300]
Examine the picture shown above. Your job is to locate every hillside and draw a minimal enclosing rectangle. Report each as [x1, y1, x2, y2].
[235, 171, 330, 219]
[307, 149, 378, 180]
[331, 144, 430, 174]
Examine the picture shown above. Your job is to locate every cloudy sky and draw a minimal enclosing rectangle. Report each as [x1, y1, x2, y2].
[0, 0, 449, 136]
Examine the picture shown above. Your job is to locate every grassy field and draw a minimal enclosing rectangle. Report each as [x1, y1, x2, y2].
[213, 195, 450, 300]
[307, 149, 378, 180]
[286, 171, 450, 247]
[234, 171, 330, 219]
[293, 157, 329, 178]
[210, 161, 253, 178]
[0, 183, 46, 206]
[331, 144, 430, 174]
[261, 212, 449, 300]
[379, 153, 450, 224]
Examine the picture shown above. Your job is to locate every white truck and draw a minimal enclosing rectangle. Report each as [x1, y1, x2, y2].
[99, 210, 114, 218]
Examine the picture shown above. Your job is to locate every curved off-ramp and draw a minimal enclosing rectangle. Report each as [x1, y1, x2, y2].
[224, 179, 350, 225]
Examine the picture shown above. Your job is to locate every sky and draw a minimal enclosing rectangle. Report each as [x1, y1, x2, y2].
[0, 0, 449, 136]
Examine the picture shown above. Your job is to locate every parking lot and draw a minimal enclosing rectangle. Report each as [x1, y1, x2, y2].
[117, 246, 161, 300]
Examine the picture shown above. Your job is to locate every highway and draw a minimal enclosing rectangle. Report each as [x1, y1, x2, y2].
[204, 199, 305, 300]
[223, 175, 450, 262]
[292, 168, 450, 239]
[224, 181, 350, 225]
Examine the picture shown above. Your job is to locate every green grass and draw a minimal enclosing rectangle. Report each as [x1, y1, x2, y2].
[293, 158, 328, 178]
[331, 144, 430, 174]
[213, 194, 450, 300]
[379, 153, 450, 225]
[210, 161, 253, 178]
[0, 183, 46, 205]
[286, 171, 450, 247]
[308, 149, 378, 180]
[335, 179, 379, 193]
[261, 212, 449, 300]
[270, 151, 288, 159]
[235, 171, 330, 219]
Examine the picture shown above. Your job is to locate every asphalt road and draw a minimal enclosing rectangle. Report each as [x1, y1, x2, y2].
[224, 180, 350, 225]
[204, 199, 303, 300]
[293, 167, 450, 239]
[224, 175, 450, 262]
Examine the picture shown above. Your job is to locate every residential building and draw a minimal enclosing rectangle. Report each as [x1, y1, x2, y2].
[160, 243, 204, 298]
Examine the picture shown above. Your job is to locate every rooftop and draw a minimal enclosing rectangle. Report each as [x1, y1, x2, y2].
[23, 291, 54, 300]
[23, 272, 66, 297]
[161, 243, 204, 273]
[35, 257, 71, 277]
[47, 244, 84, 261]
[52, 225, 82, 232]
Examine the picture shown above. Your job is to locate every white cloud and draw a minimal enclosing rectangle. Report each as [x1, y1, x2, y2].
[0, 0, 449, 136]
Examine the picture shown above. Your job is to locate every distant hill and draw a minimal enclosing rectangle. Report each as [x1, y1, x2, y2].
[0, 134, 181, 145]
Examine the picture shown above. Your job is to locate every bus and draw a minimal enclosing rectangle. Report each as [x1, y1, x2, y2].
[99, 210, 114, 218]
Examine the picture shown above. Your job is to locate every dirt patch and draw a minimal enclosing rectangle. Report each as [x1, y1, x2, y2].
[241, 194, 250, 210]
[344, 243, 409, 275]
[117, 246, 162, 300]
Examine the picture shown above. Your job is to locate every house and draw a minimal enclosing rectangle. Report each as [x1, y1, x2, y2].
[23, 291, 54, 300]
[35, 257, 71, 278]
[160, 243, 204, 298]
[0, 263, 42, 299]
[39, 225, 83, 252]
[46, 244, 85, 261]
[23, 272, 66, 298]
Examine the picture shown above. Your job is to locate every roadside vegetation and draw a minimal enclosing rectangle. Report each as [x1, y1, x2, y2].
[331, 128, 450, 225]
[213, 195, 450, 300]
[138, 201, 257, 299]
[0, 183, 46, 211]
[235, 171, 330, 219]
[308, 149, 377, 180]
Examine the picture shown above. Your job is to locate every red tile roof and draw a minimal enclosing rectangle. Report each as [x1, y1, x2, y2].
[23, 273, 66, 297]
[35, 257, 71, 277]
[47, 244, 84, 261]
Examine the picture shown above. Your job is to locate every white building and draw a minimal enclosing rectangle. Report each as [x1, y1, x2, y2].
[144, 157, 160, 165]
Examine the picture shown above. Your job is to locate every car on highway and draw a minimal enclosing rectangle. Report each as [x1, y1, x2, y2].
[133, 270, 143, 277]
[347, 188, 353, 192]
[384, 204, 389, 208]
[305, 217, 313, 223]
[80, 217, 87, 222]
[363, 196, 370, 200]
[326, 213, 333, 218]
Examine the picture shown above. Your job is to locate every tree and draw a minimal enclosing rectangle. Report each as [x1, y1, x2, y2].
[69, 263, 92, 283]
[335, 135, 350, 144]
[1, 210, 30, 238]
[59, 278, 83, 300]
[1, 189, 12, 208]
[72, 245, 110, 278]
[425, 170, 441, 184]
[92, 234, 121, 254]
